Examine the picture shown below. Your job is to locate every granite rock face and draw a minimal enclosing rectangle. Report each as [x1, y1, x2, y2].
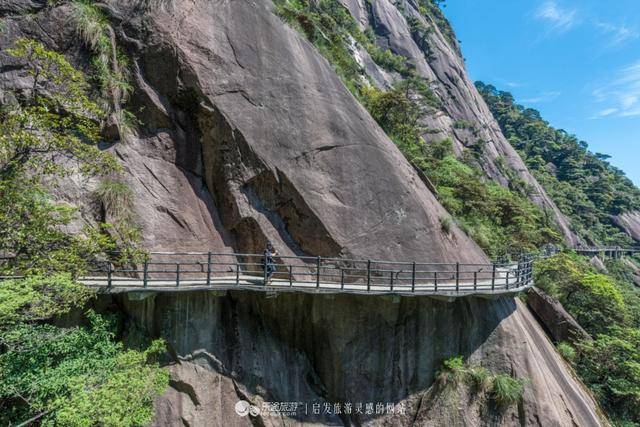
[526, 286, 591, 344]
[341, 0, 579, 246]
[0, 0, 605, 425]
[116, 0, 487, 263]
[613, 211, 640, 243]
[116, 291, 602, 426]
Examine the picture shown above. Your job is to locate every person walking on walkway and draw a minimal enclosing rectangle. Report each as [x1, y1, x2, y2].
[262, 242, 278, 285]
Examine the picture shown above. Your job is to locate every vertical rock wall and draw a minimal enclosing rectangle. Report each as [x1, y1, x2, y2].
[114, 291, 603, 426]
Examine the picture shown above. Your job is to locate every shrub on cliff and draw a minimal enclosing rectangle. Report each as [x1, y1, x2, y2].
[437, 357, 525, 409]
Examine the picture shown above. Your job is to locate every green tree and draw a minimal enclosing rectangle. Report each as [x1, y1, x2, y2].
[534, 254, 640, 423]
[477, 81, 640, 245]
[0, 39, 166, 425]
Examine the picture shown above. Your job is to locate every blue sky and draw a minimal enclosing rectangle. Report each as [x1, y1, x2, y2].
[443, 0, 640, 186]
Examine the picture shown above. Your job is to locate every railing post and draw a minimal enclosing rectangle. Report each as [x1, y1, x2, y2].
[107, 263, 113, 288]
[366, 260, 372, 292]
[206, 251, 212, 286]
[236, 263, 240, 286]
[505, 270, 509, 290]
[316, 256, 321, 288]
[473, 271, 477, 291]
[176, 263, 180, 287]
[434, 271, 438, 292]
[411, 262, 416, 292]
[263, 256, 268, 285]
[390, 271, 394, 291]
[455, 262, 460, 292]
[491, 263, 496, 291]
[341, 268, 345, 290]
[143, 260, 148, 288]
[289, 265, 293, 287]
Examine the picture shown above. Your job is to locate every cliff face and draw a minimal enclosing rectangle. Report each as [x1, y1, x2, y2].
[115, 291, 602, 426]
[0, 0, 604, 425]
[1, 0, 487, 262]
[613, 211, 640, 243]
[340, 0, 579, 246]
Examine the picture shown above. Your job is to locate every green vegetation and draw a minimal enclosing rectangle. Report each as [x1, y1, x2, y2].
[557, 341, 577, 363]
[437, 356, 526, 408]
[0, 278, 168, 425]
[0, 38, 121, 275]
[71, 0, 135, 138]
[365, 84, 560, 256]
[95, 178, 134, 219]
[363, 81, 560, 255]
[535, 253, 640, 424]
[0, 39, 166, 425]
[477, 82, 640, 246]
[273, 1, 560, 257]
[490, 373, 525, 407]
[416, 0, 459, 56]
[94, 177, 142, 256]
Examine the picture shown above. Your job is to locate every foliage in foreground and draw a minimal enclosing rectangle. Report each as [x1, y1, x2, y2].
[0, 277, 168, 426]
[437, 356, 525, 408]
[535, 254, 640, 424]
[0, 39, 166, 425]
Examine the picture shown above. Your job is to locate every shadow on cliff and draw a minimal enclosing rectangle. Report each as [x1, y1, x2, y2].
[110, 290, 517, 424]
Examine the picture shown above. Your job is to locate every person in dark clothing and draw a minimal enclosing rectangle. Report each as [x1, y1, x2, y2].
[262, 242, 278, 284]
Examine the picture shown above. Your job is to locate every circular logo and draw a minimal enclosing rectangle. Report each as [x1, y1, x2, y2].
[235, 400, 250, 417]
[249, 405, 261, 416]
[235, 400, 261, 417]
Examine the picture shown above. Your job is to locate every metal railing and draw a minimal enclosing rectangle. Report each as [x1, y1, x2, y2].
[8, 244, 635, 296]
[575, 246, 640, 254]
[75, 251, 537, 296]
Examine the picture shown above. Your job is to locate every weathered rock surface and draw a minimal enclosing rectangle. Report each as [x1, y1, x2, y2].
[0, 0, 45, 16]
[526, 286, 591, 344]
[623, 258, 640, 287]
[589, 255, 608, 273]
[342, 0, 580, 246]
[613, 210, 640, 243]
[114, 291, 603, 426]
[1, 0, 604, 425]
[117, 0, 487, 264]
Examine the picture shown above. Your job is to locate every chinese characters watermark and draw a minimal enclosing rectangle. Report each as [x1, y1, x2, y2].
[235, 400, 406, 418]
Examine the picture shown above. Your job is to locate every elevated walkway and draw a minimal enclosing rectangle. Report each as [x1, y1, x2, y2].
[80, 251, 534, 298]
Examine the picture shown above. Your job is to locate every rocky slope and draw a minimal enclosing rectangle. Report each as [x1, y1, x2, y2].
[113, 290, 602, 426]
[0, 0, 604, 425]
[613, 211, 640, 243]
[339, 0, 579, 245]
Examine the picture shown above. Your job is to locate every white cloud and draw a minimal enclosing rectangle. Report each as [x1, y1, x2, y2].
[590, 108, 618, 119]
[535, 1, 579, 33]
[521, 90, 562, 104]
[595, 21, 639, 46]
[591, 60, 640, 118]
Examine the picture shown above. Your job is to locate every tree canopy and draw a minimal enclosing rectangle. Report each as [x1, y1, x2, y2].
[0, 39, 167, 426]
[477, 81, 640, 246]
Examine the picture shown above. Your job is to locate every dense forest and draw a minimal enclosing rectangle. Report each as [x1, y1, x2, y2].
[535, 252, 640, 425]
[477, 82, 640, 246]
